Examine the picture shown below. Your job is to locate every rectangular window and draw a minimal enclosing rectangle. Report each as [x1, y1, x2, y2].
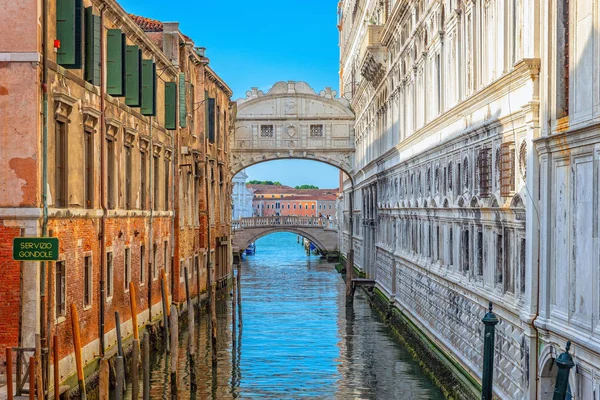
[478, 148, 492, 198]
[84, 7, 100, 85]
[163, 241, 169, 272]
[504, 230, 514, 293]
[164, 158, 169, 210]
[55, 120, 68, 208]
[84, 255, 92, 307]
[519, 238, 526, 294]
[106, 29, 126, 96]
[153, 243, 158, 279]
[500, 143, 516, 196]
[84, 130, 94, 208]
[141, 60, 157, 116]
[180, 260, 184, 280]
[140, 245, 145, 284]
[107, 139, 115, 209]
[56, 0, 83, 68]
[125, 144, 132, 209]
[140, 151, 147, 210]
[309, 124, 324, 137]
[125, 45, 142, 107]
[56, 261, 66, 317]
[106, 252, 113, 298]
[194, 255, 199, 275]
[216, 105, 220, 145]
[260, 125, 274, 137]
[556, 0, 570, 118]
[124, 248, 131, 290]
[477, 228, 484, 277]
[208, 98, 216, 142]
[462, 228, 470, 274]
[495, 232, 503, 287]
[153, 155, 159, 210]
[449, 226, 453, 266]
[165, 82, 177, 130]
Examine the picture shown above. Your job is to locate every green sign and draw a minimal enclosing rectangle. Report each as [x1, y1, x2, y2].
[13, 237, 60, 261]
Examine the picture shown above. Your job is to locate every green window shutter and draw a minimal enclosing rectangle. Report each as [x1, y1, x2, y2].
[125, 45, 142, 107]
[165, 82, 177, 130]
[56, 0, 82, 68]
[141, 60, 156, 116]
[84, 8, 100, 85]
[179, 73, 187, 128]
[207, 98, 215, 143]
[106, 29, 126, 96]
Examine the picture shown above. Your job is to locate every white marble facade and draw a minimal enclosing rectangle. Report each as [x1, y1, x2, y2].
[232, 169, 253, 220]
[339, 0, 600, 398]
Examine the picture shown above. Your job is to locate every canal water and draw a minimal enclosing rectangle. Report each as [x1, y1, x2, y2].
[140, 232, 443, 399]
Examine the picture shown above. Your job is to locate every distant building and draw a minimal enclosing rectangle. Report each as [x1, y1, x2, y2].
[248, 185, 339, 217]
[232, 170, 254, 219]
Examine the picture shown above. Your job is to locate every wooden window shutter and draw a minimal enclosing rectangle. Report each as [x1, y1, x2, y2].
[84, 7, 100, 85]
[179, 73, 187, 128]
[56, 0, 83, 68]
[478, 148, 492, 198]
[500, 143, 515, 196]
[106, 29, 126, 96]
[125, 45, 142, 107]
[141, 60, 156, 116]
[208, 98, 215, 142]
[165, 82, 177, 130]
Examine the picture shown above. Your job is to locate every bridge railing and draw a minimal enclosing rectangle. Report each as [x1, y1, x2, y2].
[232, 216, 337, 231]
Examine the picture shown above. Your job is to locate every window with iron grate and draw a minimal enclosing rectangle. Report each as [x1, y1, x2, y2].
[310, 124, 324, 137]
[478, 148, 492, 198]
[500, 142, 515, 196]
[260, 125, 274, 137]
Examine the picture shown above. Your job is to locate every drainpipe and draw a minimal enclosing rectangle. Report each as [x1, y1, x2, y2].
[98, 6, 106, 357]
[148, 118, 153, 320]
[172, 118, 179, 303]
[41, 0, 49, 390]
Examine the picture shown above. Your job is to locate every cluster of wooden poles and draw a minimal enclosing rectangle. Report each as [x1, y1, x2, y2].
[5, 263, 243, 399]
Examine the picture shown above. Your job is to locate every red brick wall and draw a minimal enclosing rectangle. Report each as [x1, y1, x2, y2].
[0, 222, 21, 373]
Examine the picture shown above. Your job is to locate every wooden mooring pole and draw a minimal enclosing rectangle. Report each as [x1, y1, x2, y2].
[131, 338, 139, 400]
[70, 304, 86, 399]
[28, 356, 35, 400]
[114, 312, 125, 400]
[169, 305, 179, 395]
[160, 276, 170, 353]
[6, 348, 13, 400]
[142, 332, 150, 400]
[53, 335, 59, 400]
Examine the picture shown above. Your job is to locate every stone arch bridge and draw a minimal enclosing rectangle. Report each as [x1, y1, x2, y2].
[231, 216, 339, 255]
[231, 81, 355, 176]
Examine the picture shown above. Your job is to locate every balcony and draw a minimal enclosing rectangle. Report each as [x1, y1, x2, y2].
[358, 25, 386, 87]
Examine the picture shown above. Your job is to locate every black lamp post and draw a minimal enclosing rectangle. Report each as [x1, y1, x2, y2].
[553, 341, 575, 400]
[482, 301, 499, 400]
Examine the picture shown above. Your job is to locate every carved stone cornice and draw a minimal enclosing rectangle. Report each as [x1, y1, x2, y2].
[124, 127, 137, 147]
[81, 105, 101, 131]
[164, 146, 174, 160]
[153, 142, 163, 156]
[105, 117, 121, 140]
[53, 91, 77, 121]
[139, 134, 151, 152]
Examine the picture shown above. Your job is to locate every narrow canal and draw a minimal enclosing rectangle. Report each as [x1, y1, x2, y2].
[139, 232, 443, 399]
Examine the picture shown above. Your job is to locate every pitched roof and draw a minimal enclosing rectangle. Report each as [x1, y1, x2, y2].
[129, 14, 163, 32]
[129, 14, 193, 42]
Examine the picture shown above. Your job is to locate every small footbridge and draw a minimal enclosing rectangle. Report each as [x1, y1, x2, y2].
[231, 216, 339, 256]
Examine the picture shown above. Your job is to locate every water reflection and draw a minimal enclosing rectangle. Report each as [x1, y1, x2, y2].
[138, 232, 442, 399]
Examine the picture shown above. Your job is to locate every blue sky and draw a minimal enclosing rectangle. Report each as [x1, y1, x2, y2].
[120, 0, 341, 188]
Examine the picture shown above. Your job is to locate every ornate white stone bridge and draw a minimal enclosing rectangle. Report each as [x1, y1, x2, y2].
[231, 81, 355, 176]
[231, 216, 339, 254]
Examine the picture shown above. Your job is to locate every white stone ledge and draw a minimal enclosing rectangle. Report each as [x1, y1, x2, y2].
[0, 52, 41, 62]
[0, 207, 43, 219]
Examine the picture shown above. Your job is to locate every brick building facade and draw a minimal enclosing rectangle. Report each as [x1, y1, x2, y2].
[0, 0, 232, 392]
[249, 185, 339, 217]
